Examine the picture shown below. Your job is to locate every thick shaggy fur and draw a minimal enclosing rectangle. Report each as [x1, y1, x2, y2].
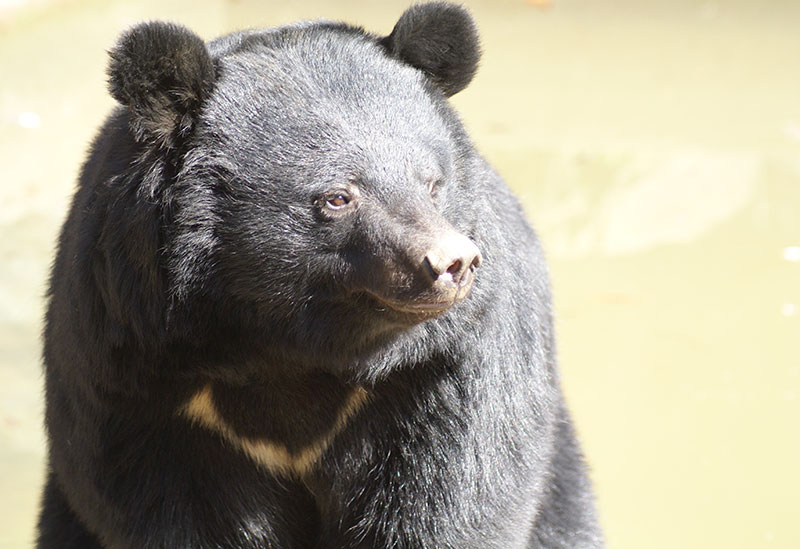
[38, 3, 602, 548]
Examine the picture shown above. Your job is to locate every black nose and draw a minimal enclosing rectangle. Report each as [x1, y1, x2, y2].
[423, 232, 482, 289]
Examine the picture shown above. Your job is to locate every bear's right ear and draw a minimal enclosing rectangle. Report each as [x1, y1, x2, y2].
[108, 22, 216, 148]
[380, 2, 481, 97]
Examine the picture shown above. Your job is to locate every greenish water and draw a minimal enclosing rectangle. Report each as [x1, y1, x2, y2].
[1, 1, 798, 547]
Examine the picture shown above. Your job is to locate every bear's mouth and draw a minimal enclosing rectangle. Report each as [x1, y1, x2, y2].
[362, 288, 469, 320]
[358, 259, 478, 321]
[378, 298, 454, 315]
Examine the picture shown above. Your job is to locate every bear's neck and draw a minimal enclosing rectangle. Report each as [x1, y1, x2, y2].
[181, 371, 368, 477]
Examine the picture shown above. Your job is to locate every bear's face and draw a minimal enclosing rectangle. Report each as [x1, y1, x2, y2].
[107, 5, 483, 374]
[195, 30, 480, 314]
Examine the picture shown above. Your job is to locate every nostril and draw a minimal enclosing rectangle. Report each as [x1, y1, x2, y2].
[422, 234, 482, 285]
[446, 259, 463, 276]
[470, 253, 481, 270]
[422, 255, 439, 281]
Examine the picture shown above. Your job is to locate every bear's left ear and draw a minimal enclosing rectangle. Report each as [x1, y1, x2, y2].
[380, 2, 481, 97]
[108, 22, 216, 148]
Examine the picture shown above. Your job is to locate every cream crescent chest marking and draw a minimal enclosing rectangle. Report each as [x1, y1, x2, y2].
[181, 384, 369, 477]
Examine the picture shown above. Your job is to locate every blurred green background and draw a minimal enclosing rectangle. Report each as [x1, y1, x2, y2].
[1, 0, 798, 547]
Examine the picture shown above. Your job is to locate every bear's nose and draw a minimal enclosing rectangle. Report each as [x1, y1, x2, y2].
[423, 232, 482, 292]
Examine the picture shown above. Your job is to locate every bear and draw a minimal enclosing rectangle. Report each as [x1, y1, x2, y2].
[37, 3, 602, 548]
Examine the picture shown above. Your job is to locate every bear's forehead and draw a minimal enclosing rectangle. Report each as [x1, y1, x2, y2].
[209, 27, 444, 133]
[197, 25, 453, 183]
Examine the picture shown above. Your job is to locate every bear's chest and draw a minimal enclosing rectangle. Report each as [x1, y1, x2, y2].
[181, 376, 368, 477]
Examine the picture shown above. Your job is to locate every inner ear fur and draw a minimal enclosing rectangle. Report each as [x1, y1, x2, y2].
[108, 22, 216, 148]
[380, 2, 481, 97]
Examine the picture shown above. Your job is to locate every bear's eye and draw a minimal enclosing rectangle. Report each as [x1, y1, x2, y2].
[316, 187, 359, 219]
[326, 193, 350, 209]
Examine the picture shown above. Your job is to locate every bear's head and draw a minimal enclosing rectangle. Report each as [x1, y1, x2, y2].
[104, 3, 486, 379]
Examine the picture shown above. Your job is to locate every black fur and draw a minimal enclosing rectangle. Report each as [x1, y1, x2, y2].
[108, 22, 216, 147]
[380, 2, 480, 97]
[38, 4, 602, 548]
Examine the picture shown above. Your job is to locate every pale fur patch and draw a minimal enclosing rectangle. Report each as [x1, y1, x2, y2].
[182, 384, 369, 477]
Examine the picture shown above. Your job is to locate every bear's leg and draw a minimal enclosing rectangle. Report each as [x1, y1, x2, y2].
[37, 470, 103, 549]
[527, 411, 603, 548]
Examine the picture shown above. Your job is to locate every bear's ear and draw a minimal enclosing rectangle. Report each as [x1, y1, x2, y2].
[108, 22, 216, 148]
[380, 2, 480, 97]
